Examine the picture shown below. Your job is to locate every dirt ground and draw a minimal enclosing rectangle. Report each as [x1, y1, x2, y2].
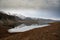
[0, 22, 60, 40]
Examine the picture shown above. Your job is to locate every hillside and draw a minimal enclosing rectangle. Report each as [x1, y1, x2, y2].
[0, 11, 54, 26]
[0, 22, 60, 40]
[0, 11, 21, 20]
[0, 11, 23, 28]
[0, 11, 22, 39]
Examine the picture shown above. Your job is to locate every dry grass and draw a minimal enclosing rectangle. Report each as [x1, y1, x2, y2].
[0, 22, 60, 40]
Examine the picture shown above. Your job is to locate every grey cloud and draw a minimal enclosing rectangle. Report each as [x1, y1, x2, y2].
[0, 0, 59, 9]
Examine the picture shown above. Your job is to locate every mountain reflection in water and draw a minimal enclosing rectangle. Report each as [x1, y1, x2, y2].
[8, 24, 50, 33]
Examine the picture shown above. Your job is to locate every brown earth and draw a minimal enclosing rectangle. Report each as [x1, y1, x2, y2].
[0, 22, 60, 40]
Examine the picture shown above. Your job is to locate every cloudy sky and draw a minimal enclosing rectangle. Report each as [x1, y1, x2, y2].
[0, 0, 60, 20]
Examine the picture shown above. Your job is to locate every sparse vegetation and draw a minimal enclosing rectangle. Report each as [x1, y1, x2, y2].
[0, 22, 60, 40]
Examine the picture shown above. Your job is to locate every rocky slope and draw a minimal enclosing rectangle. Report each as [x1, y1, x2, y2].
[0, 11, 23, 27]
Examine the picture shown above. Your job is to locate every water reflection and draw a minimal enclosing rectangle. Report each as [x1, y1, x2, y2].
[8, 24, 50, 33]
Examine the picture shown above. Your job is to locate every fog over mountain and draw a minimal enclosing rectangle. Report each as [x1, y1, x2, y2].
[0, 0, 59, 9]
[0, 0, 60, 20]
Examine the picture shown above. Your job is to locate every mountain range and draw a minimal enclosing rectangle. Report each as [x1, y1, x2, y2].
[1, 11, 59, 29]
[0, 11, 55, 26]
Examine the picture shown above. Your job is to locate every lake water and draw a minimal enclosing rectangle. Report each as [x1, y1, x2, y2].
[8, 24, 50, 33]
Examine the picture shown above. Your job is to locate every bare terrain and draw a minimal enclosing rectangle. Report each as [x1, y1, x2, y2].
[0, 22, 60, 40]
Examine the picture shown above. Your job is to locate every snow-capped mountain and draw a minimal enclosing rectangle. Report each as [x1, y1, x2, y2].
[16, 14, 26, 19]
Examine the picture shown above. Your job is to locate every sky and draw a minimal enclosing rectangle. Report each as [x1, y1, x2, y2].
[0, 0, 60, 20]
